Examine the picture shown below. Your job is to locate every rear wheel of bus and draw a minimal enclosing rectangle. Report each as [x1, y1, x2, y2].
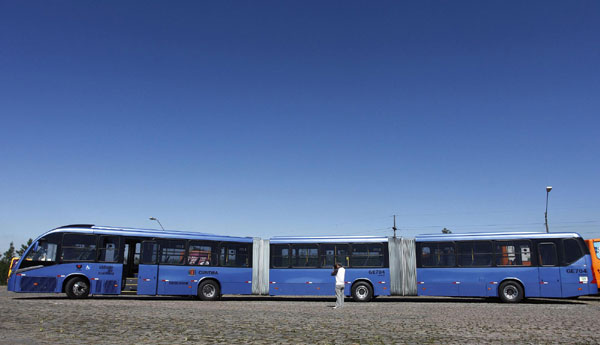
[351, 281, 373, 302]
[498, 280, 523, 303]
[198, 280, 221, 301]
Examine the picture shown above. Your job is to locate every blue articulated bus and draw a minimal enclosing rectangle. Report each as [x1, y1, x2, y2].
[7, 225, 597, 303]
[7, 225, 254, 300]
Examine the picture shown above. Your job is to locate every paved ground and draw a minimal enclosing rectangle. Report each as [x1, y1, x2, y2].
[1, 287, 600, 344]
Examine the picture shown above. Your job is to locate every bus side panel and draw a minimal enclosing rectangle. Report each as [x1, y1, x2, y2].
[268, 269, 289, 295]
[14, 265, 69, 293]
[483, 267, 541, 298]
[269, 269, 334, 296]
[416, 268, 459, 296]
[348, 268, 391, 297]
[157, 265, 196, 295]
[560, 256, 596, 297]
[452, 268, 487, 297]
[63, 263, 119, 295]
[217, 267, 253, 295]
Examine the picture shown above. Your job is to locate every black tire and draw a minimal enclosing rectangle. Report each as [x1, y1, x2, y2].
[351, 282, 373, 302]
[498, 280, 524, 303]
[198, 280, 221, 301]
[65, 276, 90, 299]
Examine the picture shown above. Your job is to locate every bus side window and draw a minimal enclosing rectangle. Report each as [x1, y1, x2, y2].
[291, 244, 319, 268]
[99, 236, 120, 263]
[219, 243, 252, 267]
[419, 242, 455, 267]
[495, 241, 531, 266]
[271, 245, 290, 268]
[457, 241, 492, 267]
[538, 242, 558, 266]
[563, 238, 584, 265]
[439, 243, 456, 267]
[350, 243, 384, 267]
[159, 240, 186, 265]
[62, 234, 97, 262]
[188, 241, 216, 266]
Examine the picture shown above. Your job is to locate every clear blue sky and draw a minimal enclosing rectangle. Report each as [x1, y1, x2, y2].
[1, 1, 599, 251]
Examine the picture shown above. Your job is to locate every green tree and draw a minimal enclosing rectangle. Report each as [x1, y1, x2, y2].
[0, 242, 16, 285]
[16, 238, 33, 257]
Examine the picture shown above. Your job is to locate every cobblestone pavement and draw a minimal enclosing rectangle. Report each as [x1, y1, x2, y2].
[1, 287, 600, 344]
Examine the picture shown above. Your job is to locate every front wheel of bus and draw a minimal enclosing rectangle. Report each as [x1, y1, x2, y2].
[65, 277, 90, 299]
[198, 280, 221, 301]
[499, 281, 523, 303]
[352, 282, 373, 302]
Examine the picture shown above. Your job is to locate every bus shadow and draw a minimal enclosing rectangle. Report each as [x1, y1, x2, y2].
[12, 295, 591, 304]
[369, 297, 588, 305]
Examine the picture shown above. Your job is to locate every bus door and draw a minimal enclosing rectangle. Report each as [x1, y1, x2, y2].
[537, 242, 561, 297]
[138, 241, 159, 295]
[156, 240, 189, 295]
[560, 238, 593, 297]
[122, 240, 142, 293]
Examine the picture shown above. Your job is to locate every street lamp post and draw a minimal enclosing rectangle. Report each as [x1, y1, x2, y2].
[545, 186, 552, 233]
[149, 217, 165, 231]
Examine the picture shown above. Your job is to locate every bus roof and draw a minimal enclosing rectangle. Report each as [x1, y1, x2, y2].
[45, 225, 254, 243]
[415, 231, 582, 242]
[270, 235, 389, 244]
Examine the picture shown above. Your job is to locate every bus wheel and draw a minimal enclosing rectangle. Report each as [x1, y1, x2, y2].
[352, 282, 373, 302]
[499, 281, 523, 303]
[65, 277, 90, 299]
[198, 280, 221, 301]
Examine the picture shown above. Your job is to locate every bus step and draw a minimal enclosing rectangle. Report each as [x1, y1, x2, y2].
[120, 290, 137, 295]
[123, 278, 138, 291]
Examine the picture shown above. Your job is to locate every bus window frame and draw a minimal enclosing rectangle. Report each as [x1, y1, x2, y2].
[19, 233, 62, 269]
[60, 233, 98, 263]
[98, 235, 121, 263]
[218, 241, 252, 268]
[158, 239, 187, 266]
[348, 242, 386, 268]
[290, 244, 319, 268]
[187, 240, 218, 267]
[537, 241, 559, 267]
[562, 237, 586, 266]
[140, 240, 159, 265]
[417, 241, 457, 268]
[270, 244, 291, 268]
[493, 240, 534, 267]
[456, 240, 494, 267]
[319, 243, 350, 268]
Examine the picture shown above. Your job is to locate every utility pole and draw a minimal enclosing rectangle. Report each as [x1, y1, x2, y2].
[392, 215, 397, 238]
[545, 186, 552, 233]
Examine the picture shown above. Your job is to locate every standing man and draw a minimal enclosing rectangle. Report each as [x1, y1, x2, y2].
[332, 263, 345, 309]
